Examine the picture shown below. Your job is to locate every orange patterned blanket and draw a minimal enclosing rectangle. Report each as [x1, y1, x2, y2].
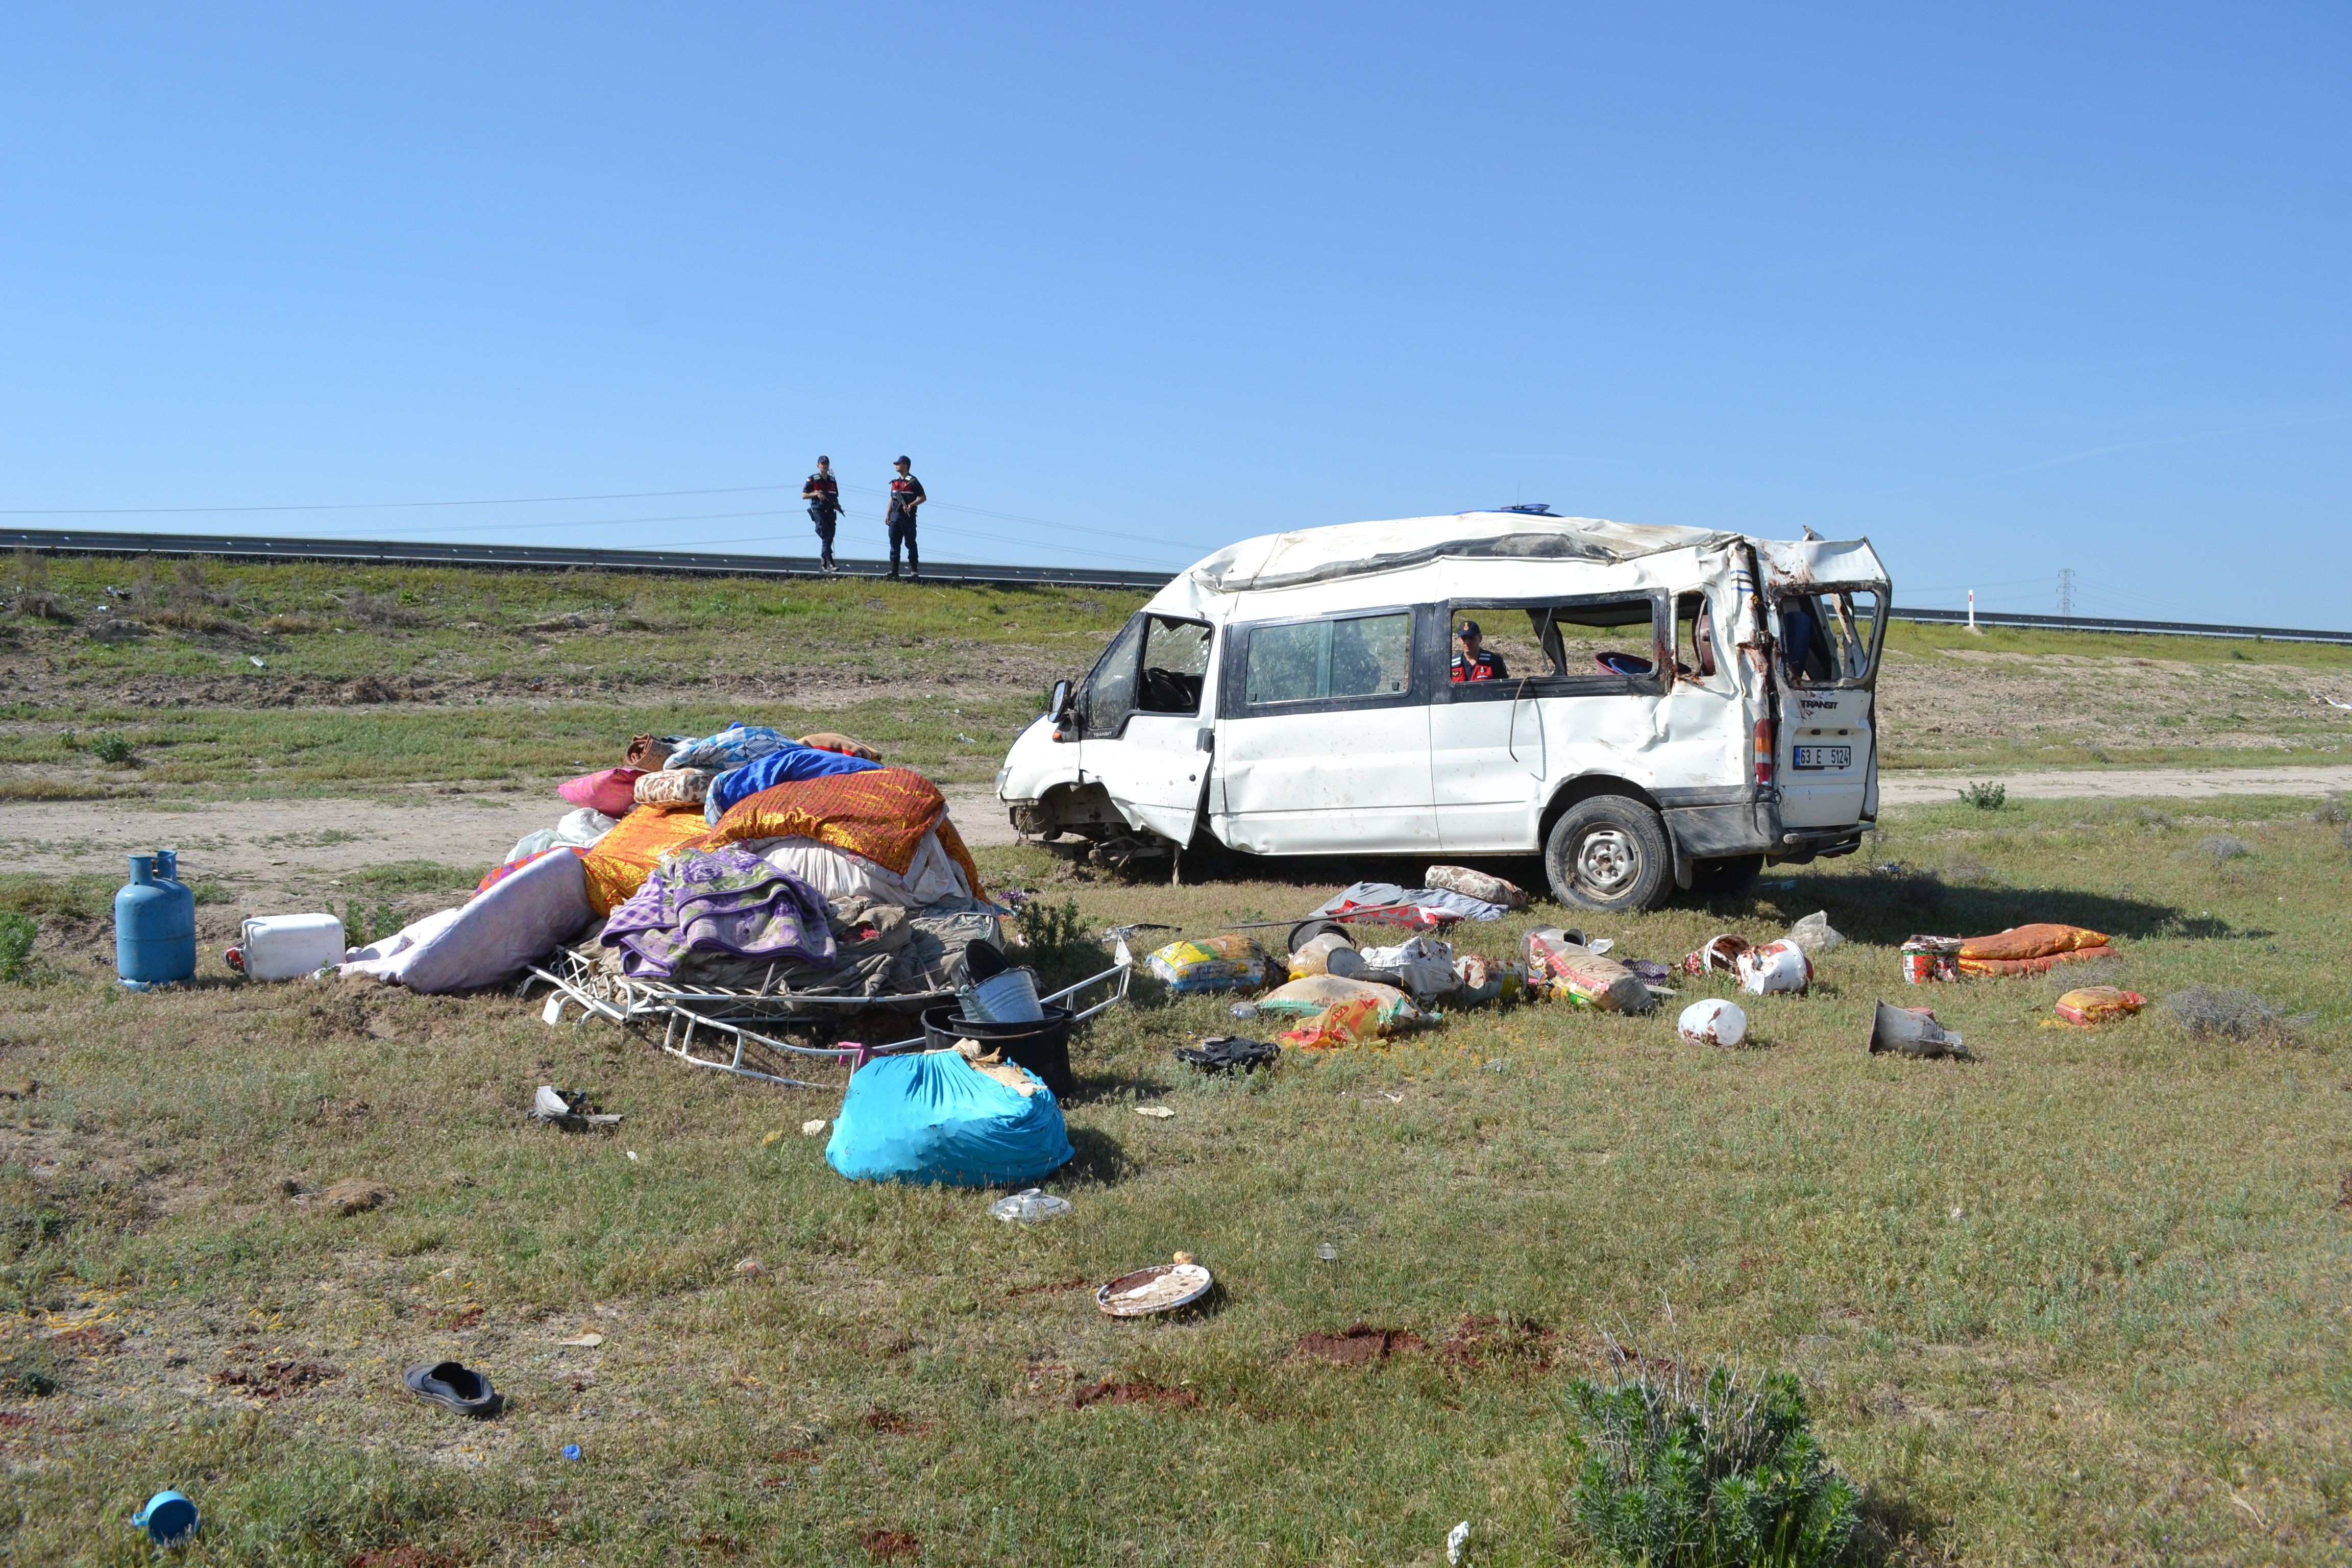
[696, 767, 984, 896]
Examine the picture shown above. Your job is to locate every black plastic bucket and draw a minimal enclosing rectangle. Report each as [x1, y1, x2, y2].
[921, 1003, 1075, 1098]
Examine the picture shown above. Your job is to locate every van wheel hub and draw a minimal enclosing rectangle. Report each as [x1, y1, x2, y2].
[1575, 828, 1641, 894]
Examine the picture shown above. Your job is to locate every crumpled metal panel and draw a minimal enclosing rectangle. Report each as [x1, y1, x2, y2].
[1185, 511, 1741, 595]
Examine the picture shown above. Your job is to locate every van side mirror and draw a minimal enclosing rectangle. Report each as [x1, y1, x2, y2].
[1048, 679, 1075, 741]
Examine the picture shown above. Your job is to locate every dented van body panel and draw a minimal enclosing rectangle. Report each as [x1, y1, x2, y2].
[995, 511, 1889, 887]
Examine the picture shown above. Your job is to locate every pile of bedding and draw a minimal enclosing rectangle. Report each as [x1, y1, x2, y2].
[340, 726, 995, 997]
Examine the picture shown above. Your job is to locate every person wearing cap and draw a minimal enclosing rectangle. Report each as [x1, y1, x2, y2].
[1450, 619, 1507, 682]
[802, 456, 842, 572]
[885, 456, 926, 580]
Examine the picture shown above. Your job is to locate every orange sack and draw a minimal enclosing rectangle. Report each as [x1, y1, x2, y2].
[1956, 923, 2111, 962]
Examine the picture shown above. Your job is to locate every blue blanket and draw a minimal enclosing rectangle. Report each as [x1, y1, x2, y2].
[704, 744, 883, 824]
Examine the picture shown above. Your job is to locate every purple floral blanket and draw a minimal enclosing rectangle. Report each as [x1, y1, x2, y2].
[600, 846, 835, 981]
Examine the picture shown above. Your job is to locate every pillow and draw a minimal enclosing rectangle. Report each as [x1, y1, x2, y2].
[559, 768, 644, 817]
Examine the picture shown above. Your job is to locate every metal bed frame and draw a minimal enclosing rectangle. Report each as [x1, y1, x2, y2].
[521, 947, 1133, 1090]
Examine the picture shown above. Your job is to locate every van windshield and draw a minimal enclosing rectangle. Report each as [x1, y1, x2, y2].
[1777, 587, 1883, 687]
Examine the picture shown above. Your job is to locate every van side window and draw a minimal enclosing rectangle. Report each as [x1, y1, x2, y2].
[1677, 592, 1722, 683]
[1443, 596, 1666, 694]
[1244, 611, 1412, 706]
[1136, 618, 1212, 714]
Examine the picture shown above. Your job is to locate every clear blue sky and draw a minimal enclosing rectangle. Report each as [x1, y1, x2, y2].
[3, 5, 2345, 624]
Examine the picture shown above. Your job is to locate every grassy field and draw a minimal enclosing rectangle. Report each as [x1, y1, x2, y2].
[5, 552, 2350, 805]
[2, 791, 2348, 1564]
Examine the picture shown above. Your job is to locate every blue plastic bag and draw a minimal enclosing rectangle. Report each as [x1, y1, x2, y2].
[825, 1051, 1074, 1187]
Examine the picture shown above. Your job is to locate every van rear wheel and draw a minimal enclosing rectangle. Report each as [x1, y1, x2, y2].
[1544, 797, 1673, 913]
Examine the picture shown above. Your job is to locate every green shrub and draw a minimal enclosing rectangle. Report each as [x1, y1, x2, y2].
[87, 731, 135, 766]
[1957, 779, 2006, 811]
[1565, 1358, 1859, 1568]
[1015, 896, 1103, 990]
[0, 913, 35, 983]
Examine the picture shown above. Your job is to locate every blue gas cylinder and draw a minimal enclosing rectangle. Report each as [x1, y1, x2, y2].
[116, 850, 196, 988]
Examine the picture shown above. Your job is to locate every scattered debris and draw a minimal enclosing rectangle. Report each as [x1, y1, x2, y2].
[1174, 1036, 1281, 1074]
[132, 1490, 199, 1548]
[1868, 1002, 1972, 1060]
[530, 1085, 621, 1130]
[1785, 912, 1845, 955]
[1096, 1258, 1214, 1318]
[1447, 1521, 1471, 1566]
[988, 1189, 1074, 1224]
[1680, 934, 1752, 976]
[1423, 864, 1528, 910]
[1133, 1105, 1174, 1119]
[1677, 998, 1750, 1048]
[733, 1257, 767, 1277]
[801, 1118, 828, 1137]
[401, 1359, 501, 1418]
[2048, 987, 2145, 1027]
[323, 1178, 393, 1215]
[557, 1332, 605, 1349]
[1735, 940, 1811, 996]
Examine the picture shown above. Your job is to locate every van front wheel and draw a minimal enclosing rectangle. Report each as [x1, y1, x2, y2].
[1544, 797, 1672, 913]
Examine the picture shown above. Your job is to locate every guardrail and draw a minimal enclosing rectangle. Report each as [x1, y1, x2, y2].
[8, 526, 2349, 644]
[1886, 606, 2352, 646]
[1, 526, 1175, 593]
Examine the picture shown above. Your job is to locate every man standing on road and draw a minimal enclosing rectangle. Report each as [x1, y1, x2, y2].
[1450, 619, 1507, 681]
[886, 456, 925, 581]
[802, 456, 842, 572]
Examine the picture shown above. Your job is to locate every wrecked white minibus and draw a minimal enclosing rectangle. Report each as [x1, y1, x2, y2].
[994, 509, 1889, 911]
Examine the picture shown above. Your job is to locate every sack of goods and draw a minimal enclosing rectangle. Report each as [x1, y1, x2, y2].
[634, 768, 718, 805]
[825, 1049, 1073, 1186]
[1422, 864, 1529, 911]
[1147, 934, 1274, 993]
[1524, 928, 1655, 1014]
[2051, 986, 2145, 1026]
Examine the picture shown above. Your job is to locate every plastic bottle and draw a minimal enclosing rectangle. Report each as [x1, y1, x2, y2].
[116, 851, 196, 989]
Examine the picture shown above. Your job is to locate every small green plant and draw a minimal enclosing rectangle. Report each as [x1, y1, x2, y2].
[2316, 791, 2346, 827]
[1957, 779, 2006, 811]
[0, 1340, 60, 1399]
[56, 730, 81, 753]
[1565, 1355, 1859, 1568]
[1015, 896, 1100, 988]
[340, 901, 401, 945]
[0, 913, 36, 983]
[87, 731, 135, 766]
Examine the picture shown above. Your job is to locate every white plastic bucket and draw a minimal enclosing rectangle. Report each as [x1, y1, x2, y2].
[1735, 939, 1812, 996]
[1677, 997, 1749, 1047]
[240, 913, 347, 982]
[964, 966, 1044, 1023]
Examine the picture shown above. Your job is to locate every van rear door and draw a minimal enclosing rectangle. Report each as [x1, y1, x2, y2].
[1773, 586, 1884, 827]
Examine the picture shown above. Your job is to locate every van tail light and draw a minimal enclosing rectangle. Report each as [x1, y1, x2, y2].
[1753, 716, 1776, 788]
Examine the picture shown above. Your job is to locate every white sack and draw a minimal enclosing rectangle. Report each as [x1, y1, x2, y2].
[339, 848, 594, 993]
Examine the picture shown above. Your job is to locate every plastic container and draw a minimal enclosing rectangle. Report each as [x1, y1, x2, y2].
[238, 913, 347, 982]
[1736, 939, 1812, 995]
[989, 1188, 1073, 1223]
[116, 851, 196, 989]
[921, 1004, 1075, 1097]
[1677, 997, 1749, 1047]
[131, 1489, 199, 1546]
[962, 966, 1044, 1023]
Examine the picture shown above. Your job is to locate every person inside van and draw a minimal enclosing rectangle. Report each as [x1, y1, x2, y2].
[1451, 620, 1507, 682]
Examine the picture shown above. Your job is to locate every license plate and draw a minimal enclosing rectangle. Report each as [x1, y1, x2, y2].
[1793, 745, 1852, 771]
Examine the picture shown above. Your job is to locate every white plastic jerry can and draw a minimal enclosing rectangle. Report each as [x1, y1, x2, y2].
[239, 913, 348, 982]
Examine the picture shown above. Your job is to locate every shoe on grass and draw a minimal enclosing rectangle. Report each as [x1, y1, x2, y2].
[403, 1360, 501, 1418]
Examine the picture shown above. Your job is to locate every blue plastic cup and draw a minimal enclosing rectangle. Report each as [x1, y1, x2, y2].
[132, 1489, 199, 1545]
